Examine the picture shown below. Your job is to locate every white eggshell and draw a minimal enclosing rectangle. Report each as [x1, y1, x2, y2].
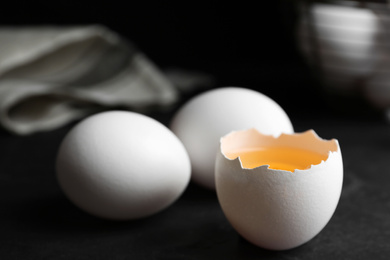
[215, 129, 343, 250]
[170, 87, 293, 189]
[56, 111, 191, 220]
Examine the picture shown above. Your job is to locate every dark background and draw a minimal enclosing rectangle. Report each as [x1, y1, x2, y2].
[0, 0, 381, 121]
[1, 1, 390, 259]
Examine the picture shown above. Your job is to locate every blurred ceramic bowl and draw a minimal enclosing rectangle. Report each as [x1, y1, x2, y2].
[305, 2, 385, 29]
[296, 1, 390, 108]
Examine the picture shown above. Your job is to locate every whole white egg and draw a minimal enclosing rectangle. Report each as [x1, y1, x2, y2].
[170, 87, 293, 189]
[56, 111, 191, 220]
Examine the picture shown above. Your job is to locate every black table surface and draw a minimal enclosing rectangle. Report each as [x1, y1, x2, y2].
[1, 109, 389, 259]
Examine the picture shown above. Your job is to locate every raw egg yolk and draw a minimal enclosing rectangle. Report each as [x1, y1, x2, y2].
[226, 147, 328, 172]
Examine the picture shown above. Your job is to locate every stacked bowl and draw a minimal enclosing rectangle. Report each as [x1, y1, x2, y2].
[297, 0, 390, 109]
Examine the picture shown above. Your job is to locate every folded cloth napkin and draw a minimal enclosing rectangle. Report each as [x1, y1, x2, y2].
[0, 25, 210, 135]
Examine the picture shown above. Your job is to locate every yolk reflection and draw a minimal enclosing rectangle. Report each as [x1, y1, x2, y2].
[225, 147, 328, 172]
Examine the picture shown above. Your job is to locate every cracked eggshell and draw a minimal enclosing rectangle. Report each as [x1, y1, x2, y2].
[170, 87, 293, 190]
[215, 129, 343, 250]
[56, 111, 191, 220]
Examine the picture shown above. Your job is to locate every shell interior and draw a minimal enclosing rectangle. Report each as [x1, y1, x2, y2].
[221, 129, 338, 172]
